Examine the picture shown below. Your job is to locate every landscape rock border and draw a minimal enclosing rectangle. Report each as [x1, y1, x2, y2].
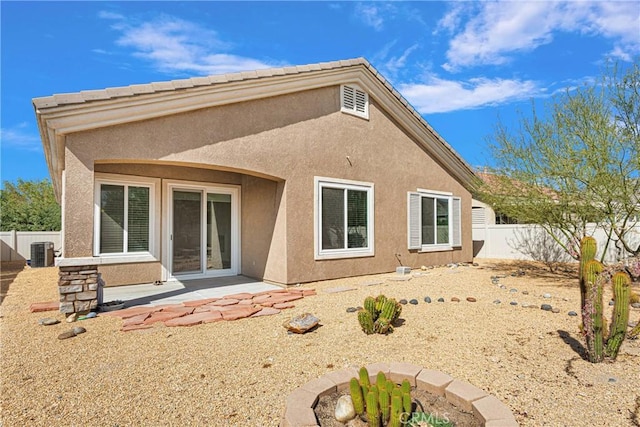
[280, 362, 518, 427]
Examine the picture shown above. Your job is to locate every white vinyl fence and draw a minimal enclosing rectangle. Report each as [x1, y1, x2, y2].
[473, 224, 640, 264]
[0, 230, 62, 262]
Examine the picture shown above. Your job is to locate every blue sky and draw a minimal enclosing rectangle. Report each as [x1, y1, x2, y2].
[1, 1, 639, 186]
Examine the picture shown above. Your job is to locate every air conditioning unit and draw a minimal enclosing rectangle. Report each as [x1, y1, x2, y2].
[31, 242, 54, 268]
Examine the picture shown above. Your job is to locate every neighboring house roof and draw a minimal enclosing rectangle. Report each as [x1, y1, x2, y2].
[33, 57, 476, 199]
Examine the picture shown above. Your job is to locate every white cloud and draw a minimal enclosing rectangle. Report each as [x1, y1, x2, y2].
[379, 44, 420, 78]
[442, 2, 640, 70]
[398, 76, 540, 114]
[99, 12, 278, 75]
[1, 123, 42, 152]
[355, 3, 385, 31]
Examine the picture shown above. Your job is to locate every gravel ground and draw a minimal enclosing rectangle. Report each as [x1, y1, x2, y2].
[1, 260, 639, 427]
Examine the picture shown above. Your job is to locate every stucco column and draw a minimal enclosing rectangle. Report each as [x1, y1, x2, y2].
[62, 147, 95, 258]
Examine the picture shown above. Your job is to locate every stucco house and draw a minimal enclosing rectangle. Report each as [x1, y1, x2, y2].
[34, 58, 477, 288]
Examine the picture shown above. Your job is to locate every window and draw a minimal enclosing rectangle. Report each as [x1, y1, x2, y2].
[341, 84, 369, 119]
[94, 177, 155, 256]
[315, 177, 374, 259]
[408, 191, 461, 251]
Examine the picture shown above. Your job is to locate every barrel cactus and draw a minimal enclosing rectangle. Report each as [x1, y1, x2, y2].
[357, 294, 401, 335]
[358, 310, 375, 335]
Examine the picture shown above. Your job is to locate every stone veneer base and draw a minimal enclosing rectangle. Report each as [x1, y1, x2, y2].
[280, 362, 518, 427]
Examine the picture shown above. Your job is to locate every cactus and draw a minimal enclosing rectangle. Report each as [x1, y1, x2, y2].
[364, 296, 377, 319]
[359, 367, 371, 388]
[374, 317, 392, 334]
[358, 294, 402, 335]
[379, 389, 390, 424]
[358, 310, 375, 335]
[366, 391, 380, 427]
[350, 367, 413, 426]
[359, 367, 371, 398]
[376, 371, 387, 391]
[385, 379, 394, 395]
[375, 294, 388, 312]
[605, 271, 631, 359]
[402, 392, 412, 413]
[583, 259, 605, 363]
[401, 379, 411, 394]
[350, 377, 365, 415]
[579, 237, 597, 320]
[389, 394, 403, 427]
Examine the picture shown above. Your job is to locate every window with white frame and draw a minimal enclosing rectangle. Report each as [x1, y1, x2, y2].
[94, 177, 155, 256]
[408, 191, 461, 251]
[316, 177, 374, 259]
[340, 84, 369, 119]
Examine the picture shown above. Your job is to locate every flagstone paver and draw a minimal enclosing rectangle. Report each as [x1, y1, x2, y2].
[182, 298, 219, 307]
[251, 307, 281, 317]
[221, 306, 261, 320]
[210, 298, 240, 306]
[29, 301, 59, 312]
[105, 288, 315, 330]
[273, 302, 296, 309]
[164, 311, 224, 327]
[143, 311, 188, 325]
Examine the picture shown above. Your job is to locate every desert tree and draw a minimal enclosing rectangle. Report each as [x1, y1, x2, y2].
[0, 179, 61, 231]
[478, 59, 640, 262]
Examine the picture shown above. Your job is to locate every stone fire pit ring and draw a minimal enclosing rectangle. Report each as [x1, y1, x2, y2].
[281, 362, 518, 427]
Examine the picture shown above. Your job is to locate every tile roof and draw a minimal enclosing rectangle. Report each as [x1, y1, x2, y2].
[33, 58, 369, 109]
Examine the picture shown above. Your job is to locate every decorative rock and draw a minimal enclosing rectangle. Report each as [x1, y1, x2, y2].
[541, 304, 553, 311]
[283, 313, 320, 334]
[500, 285, 507, 290]
[493, 299, 501, 304]
[66, 313, 77, 323]
[609, 300, 615, 306]
[551, 307, 561, 314]
[521, 303, 530, 308]
[543, 293, 552, 299]
[510, 301, 518, 306]
[72, 326, 86, 335]
[346, 307, 358, 313]
[38, 318, 60, 326]
[631, 303, 640, 309]
[466, 297, 477, 302]
[451, 297, 460, 302]
[522, 291, 529, 295]
[409, 299, 418, 305]
[420, 265, 428, 271]
[424, 297, 432, 303]
[509, 289, 518, 293]
[568, 311, 578, 316]
[437, 297, 445, 303]
[399, 299, 408, 305]
[58, 330, 76, 340]
[334, 395, 356, 422]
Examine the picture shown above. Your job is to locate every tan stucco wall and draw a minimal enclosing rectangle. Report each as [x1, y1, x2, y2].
[63, 85, 472, 285]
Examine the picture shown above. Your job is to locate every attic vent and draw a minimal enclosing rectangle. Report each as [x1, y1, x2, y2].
[341, 85, 369, 119]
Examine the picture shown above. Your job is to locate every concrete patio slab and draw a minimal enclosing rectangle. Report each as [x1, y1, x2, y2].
[102, 275, 282, 307]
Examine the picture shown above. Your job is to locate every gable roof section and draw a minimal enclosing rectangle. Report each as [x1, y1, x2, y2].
[33, 58, 476, 199]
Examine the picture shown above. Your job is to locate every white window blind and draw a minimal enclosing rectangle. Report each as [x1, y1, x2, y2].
[98, 183, 150, 254]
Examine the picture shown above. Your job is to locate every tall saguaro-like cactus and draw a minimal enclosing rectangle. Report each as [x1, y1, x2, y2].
[583, 259, 605, 363]
[579, 237, 632, 363]
[606, 272, 631, 359]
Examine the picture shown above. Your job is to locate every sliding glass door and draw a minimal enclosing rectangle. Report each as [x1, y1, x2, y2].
[168, 183, 239, 279]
